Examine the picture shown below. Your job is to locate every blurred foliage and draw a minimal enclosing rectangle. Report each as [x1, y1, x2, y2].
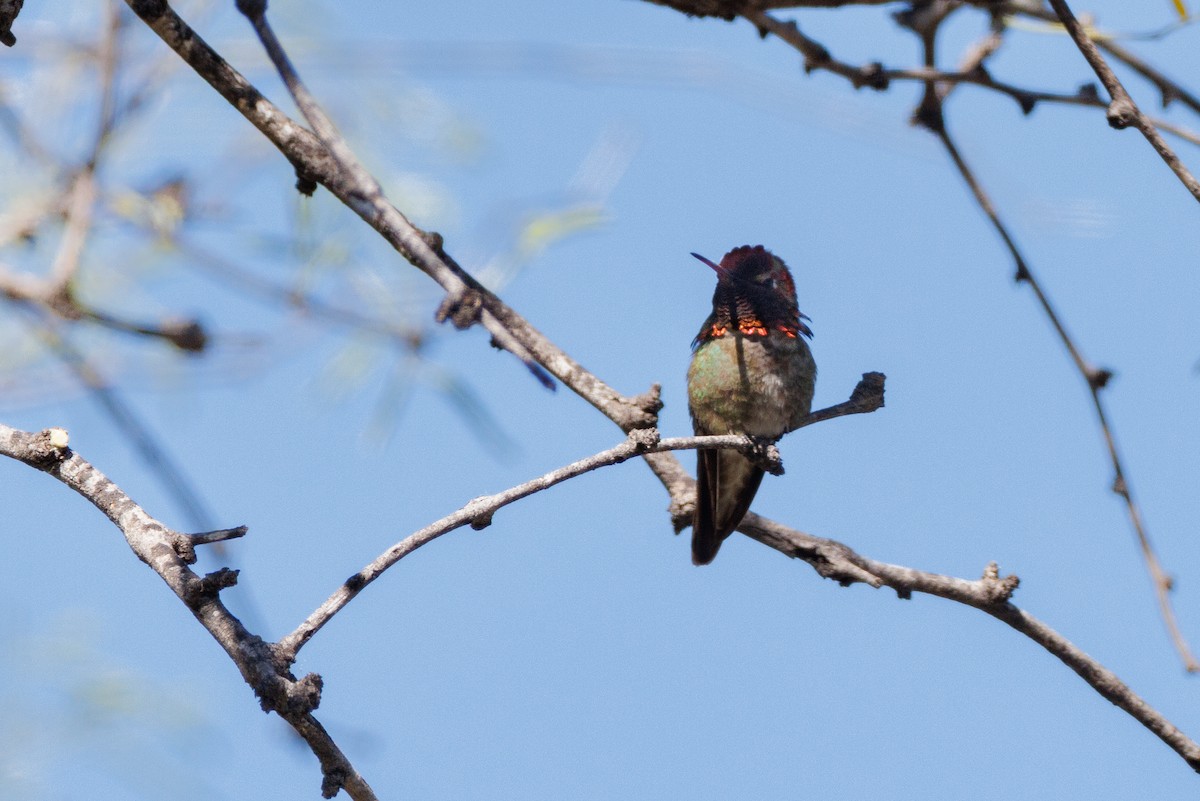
[0, 2, 631, 456]
[0, 612, 216, 801]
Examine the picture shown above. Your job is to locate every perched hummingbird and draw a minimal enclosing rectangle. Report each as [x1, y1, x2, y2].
[687, 245, 816, 565]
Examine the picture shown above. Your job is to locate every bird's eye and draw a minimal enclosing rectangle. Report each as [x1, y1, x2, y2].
[756, 274, 776, 288]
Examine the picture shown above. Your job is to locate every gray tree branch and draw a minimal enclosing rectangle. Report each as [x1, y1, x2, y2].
[281, 374, 884, 658]
[1046, 0, 1200, 201]
[0, 423, 379, 801]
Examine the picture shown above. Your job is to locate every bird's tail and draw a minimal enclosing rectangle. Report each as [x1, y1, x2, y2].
[692, 448, 765, 565]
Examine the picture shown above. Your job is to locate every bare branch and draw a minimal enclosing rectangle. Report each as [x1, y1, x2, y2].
[0, 423, 380, 801]
[1046, 0, 1200, 202]
[88, 0, 123, 167]
[1097, 37, 1200, 119]
[160, 234, 424, 350]
[983, 1, 1200, 121]
[281, 374, 884, 657]
[231, 365, 1200, 774]
[0, 260, 211, 353]
[235, 0, 556, 390]
[734, 512, 1200, 771]
[47, 170, 97, 293]
[929, 122, 1199, 672]
[793, 370, 885, 429]
[188, 526, 249, 546]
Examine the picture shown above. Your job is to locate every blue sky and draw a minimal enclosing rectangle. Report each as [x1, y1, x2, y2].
[3, 1, 1200, 798]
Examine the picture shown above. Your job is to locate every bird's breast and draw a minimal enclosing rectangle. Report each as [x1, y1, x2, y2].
[687, 331, 816, 437]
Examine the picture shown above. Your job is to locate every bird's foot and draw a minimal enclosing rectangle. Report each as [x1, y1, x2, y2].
[747, 436, 785, 476]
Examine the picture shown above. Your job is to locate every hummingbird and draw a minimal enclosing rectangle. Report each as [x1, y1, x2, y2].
[687, 245, 816, 565]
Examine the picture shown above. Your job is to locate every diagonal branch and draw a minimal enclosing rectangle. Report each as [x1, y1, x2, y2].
[237, 0, 555, 391]
[928, 118, 1199, 673]
[1045, 0, 1200, 202]
[1097, 37, 1200, 120]
[0, 423, 379, 801]
[983, 2, 1200, 124]
[736, 509, 1200, 771]
[124, 0, 662, 420]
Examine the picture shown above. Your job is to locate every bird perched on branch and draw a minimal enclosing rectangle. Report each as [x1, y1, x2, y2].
[687, 245, 816, 565]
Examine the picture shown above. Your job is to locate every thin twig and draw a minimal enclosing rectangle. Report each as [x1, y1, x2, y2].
[126, 0, 663, 432]
[76, 306, 209, 352]
[931, 122, 1200, 672]
[46, 170, 97, 293]
[0, 114, 217, 530]
[189, 526, 249, 545]
[278, 430, 697, 656]
[0, 261, 211, 352]
[158, 233, 425, 350]
[234, 0, 556, 390]
[281, 376, 884, 657]
[89, 0, 123, 168]
[1045, 0, 1200, 202]
[641, 0, 896, 15]
[0, 80, 218, 530]
[1097, 37, 1200, 120]
[988, 0, 1200, 108]
[745, 11, 1137, 122]
[1154, 118, 1200, 149]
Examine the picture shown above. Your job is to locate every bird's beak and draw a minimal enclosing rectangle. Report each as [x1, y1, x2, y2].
[691, 252, 724, 274]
